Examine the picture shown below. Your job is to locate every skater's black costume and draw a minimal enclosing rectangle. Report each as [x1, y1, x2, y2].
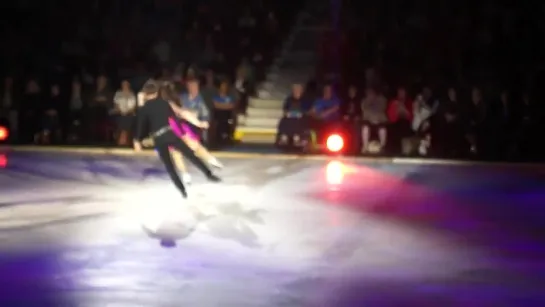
[135, 95, 218, 198]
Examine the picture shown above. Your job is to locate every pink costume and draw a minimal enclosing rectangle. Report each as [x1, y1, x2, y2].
[168, 117, 199, 151]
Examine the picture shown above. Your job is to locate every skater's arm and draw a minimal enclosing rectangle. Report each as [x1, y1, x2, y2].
[169, 102, 205, 127]
[169, 101, 183, 115]
[180, 109, 205, 127]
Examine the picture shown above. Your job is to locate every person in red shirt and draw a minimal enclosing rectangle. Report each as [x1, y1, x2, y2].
[387, 87, 414, 152]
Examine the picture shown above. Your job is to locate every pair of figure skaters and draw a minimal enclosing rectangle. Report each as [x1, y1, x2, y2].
[133, 80, 223, 198]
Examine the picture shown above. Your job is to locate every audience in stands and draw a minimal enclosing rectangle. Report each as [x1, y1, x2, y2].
[1, 0, 294, 144]
[303, 0, 545, 160]
[1, 0, 544, 162]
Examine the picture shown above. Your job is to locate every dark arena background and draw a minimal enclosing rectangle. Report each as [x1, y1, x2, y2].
[1, 0, 545, 306]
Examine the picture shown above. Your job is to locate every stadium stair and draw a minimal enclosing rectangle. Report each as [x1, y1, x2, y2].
[235, 3, 326, 144]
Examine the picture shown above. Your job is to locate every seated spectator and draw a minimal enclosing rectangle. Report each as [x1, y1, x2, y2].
[340, 85, 363, 151]
[88, 75, 113, 143]
[67, 78, 84, 143]
[411, 94, 433, 156]
[466, 87, 487, 155]
[360, 87, 388, 153]
[309, 84, 341, 145]
[387, 87, 413, 151]
[515, 93, 540, 159]
[112, 80, 136, 146]
[201, 70, 218, 116]
[518, 93, 538, 125]
[38, 84, 62, 144]
[21, 79, 42, 143]
[433, 87, 466, 157]
[234, 66, 252, 114]
[422, 86, 440, 111]
[342, 85, 362, 121]
[213, 80, 236, 143]
[0, 77, 17, 141]
[277, 83, 310, 147]
[488, 90, 514, 159]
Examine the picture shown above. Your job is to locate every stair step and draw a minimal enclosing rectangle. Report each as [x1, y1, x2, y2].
[241, 134, 276, 144]
[249, 97, 284, 109]
[257, 91, 286, 100]
[244, 117, 279, 128]
[257, 88, 291, 99]
[234, 126, 277, 143]
[236, 126, 277, 134]
[246, 107, 284, 119]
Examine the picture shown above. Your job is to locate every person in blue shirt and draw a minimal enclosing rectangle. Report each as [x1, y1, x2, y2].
[213, 80, 237, 142]
[308, 84, 341, 145]
[180, 79, 209, 125]
[311, 84, 340, 121]
[276, 83, 310, 147]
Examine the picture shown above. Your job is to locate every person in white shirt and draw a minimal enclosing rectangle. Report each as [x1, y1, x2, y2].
[112, 80, 136, 145]
[412, 94, 433, 155]
[360, 88, 388, 153]
[67, 78, 84, 142]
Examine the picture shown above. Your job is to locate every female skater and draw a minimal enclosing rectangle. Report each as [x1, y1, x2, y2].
[179, 79, 224, 167]
[134, 81, 220, 199]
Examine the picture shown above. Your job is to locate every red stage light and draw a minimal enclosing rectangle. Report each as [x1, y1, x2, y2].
[326, 134, 344, 152]
[0, 154, 6, 168]
[0, 126, 8, 141]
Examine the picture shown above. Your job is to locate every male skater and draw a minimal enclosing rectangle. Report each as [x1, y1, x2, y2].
[133, 81, 220, 199]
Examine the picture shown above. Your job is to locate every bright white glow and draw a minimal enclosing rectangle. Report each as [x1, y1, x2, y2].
[326, 134, 344, 152]
[120, 186, 183, 231]
[326, 160, 344, 185]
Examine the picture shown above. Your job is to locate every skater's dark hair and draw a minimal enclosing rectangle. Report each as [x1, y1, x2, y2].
[142, 79, 159, 95]
[159, 81, 181, 105]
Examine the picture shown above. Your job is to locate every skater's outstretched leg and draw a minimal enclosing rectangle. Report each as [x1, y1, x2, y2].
[156, 144, 188, 198]
[182, 135, 223, 169]
[170, 149, 192, 183]
[169, 137, 221, 182]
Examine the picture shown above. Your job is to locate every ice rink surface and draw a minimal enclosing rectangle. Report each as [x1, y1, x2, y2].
[0, 150, 545, 306]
